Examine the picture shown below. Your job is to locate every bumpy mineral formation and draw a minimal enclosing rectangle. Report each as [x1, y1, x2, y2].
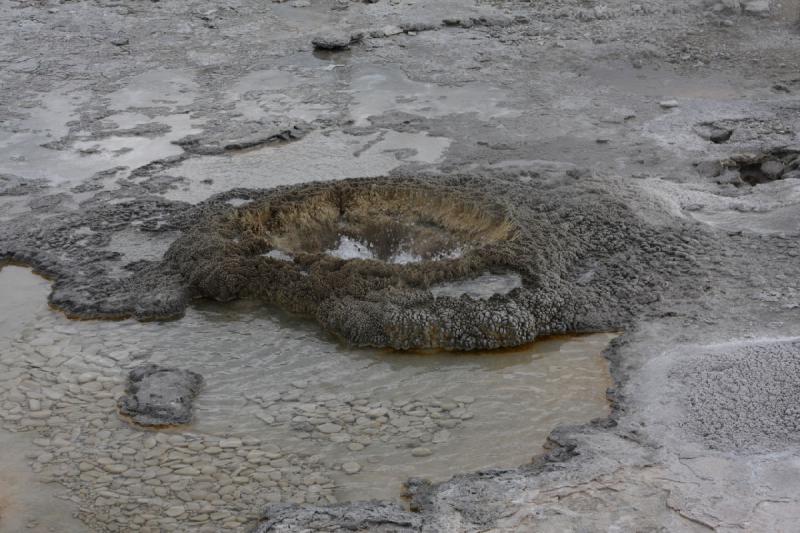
[164, 176, 708, 350]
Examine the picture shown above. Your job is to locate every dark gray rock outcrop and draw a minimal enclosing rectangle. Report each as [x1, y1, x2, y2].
[117, 365, 204, 427]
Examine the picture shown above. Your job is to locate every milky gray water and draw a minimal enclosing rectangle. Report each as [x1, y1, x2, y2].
[0, 265, 614, 511]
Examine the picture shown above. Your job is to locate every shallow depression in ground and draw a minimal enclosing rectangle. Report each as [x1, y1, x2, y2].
[0, 266, 615, 506]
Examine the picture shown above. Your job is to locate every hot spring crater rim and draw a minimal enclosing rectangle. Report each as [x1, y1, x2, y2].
[161, 176, 710, 351]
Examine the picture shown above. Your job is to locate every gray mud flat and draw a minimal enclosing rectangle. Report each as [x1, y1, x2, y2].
[2, 0, 800, 531]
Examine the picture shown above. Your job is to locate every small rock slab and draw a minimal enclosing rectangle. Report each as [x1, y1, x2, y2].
[694, 124, 734, 144]
[318, 422, 342, 434]
[381, 25, 403, 37]
[311, 31, 360, 50]
[220, 437, 242, 449]
[253, 501, 421, 532]
[743, 0, 770, 15]
[117, 365, 204, 427]
[342, 461, 361, 474]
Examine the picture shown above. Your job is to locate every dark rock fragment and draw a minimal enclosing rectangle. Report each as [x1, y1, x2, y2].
[399, 20, 440, 32]
[709, 128, 734, 143]
[694, 123, 734, 143]
[312, 31, 359, 50]
[173, 122, 309, 155]
[117, 365, 204, 427]
[253, 501, 422, 532]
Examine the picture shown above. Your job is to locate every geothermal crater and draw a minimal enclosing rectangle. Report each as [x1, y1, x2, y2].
[251, 184, 505, 264]
[166, 176, 703, 352]
[167, 179, 560, 351]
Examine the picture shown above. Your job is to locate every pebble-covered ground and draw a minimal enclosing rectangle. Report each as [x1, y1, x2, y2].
[248, 388, 474, 458]
[0, 295, 330, 531]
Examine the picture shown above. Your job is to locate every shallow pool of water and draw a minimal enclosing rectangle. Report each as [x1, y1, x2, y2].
[349, 65, 519, 126]
[0, 266, 87, 532]
[163, 130, 451, 204]
[0, 266, 615, 516]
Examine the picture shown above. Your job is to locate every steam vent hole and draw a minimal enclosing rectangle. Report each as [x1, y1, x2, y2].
[236, 185, 515, 265]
